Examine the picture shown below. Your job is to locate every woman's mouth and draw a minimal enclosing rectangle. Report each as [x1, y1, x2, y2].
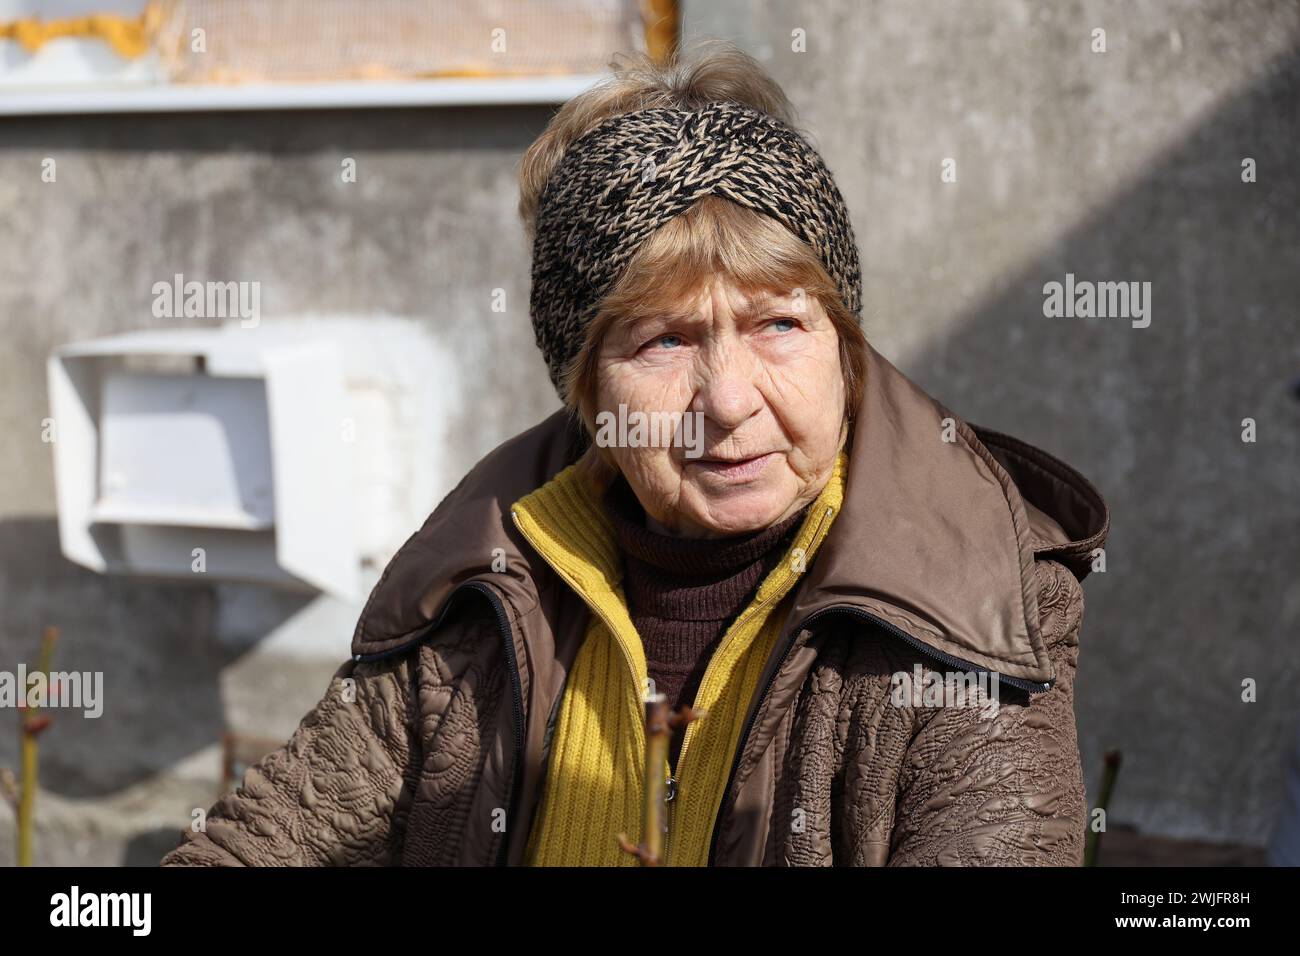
[686, 451, 778, 483]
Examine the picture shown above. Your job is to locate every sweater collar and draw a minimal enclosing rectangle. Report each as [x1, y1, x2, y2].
[603, 474, 811, 577]
[507, 452, 847, 691]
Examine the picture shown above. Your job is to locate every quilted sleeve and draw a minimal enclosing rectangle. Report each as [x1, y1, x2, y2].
[885, 559, 1089, 866]
[160, 653, 420, 867]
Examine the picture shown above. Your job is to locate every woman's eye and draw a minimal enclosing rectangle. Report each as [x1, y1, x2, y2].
[769, 318, 797, 333]
[651, 334, 682, 349]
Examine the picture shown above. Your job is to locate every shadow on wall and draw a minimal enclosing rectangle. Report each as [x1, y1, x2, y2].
[0, 517, 311, 800]
[125, 827, 196, 867]
[898, 45, 1300, 843]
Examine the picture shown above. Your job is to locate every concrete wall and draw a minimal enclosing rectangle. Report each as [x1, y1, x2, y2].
[1, 0, 1297, 861]
[684, 0, 1300, 845]
[0, 105, 563, 863]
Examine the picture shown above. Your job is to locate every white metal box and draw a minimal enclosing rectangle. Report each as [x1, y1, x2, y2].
[47, 318, 454, 599]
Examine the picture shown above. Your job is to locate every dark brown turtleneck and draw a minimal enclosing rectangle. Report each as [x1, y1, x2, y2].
[603, 475, 810, 771]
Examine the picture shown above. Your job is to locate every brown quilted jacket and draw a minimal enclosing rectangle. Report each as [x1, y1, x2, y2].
[161, 341, 1109, 867]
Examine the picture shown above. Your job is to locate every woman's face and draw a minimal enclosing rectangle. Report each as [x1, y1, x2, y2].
[593, 278, 847, 538]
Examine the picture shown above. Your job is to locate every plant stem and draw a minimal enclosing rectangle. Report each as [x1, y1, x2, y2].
[1084, 749, 1122, 867]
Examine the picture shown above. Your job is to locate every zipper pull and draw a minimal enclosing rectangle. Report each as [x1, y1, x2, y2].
[665, 775, 677, 802]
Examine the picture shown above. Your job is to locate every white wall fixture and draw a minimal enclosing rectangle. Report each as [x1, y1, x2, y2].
[48, 317, 455, 600]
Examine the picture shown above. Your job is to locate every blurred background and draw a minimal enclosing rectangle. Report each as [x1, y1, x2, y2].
[0, 0, 1297, 866]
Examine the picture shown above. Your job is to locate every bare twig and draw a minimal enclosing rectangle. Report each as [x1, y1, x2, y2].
[618, 693, 704, 866]
[1084, 749, 1122, 867]
[14, 626, 58, 867]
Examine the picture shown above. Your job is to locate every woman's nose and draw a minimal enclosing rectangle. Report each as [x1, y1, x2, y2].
[691, 352, 764, 429]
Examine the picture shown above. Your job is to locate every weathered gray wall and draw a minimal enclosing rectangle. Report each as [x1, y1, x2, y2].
[0, 105, 563, 863]
[684, 0, 1300, 845]
[1, 0, 1297, 861]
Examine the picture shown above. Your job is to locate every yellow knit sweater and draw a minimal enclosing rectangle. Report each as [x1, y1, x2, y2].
[510, 451, 846, 866]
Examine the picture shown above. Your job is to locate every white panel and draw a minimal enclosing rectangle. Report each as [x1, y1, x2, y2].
[114, 526, 298, 586]
[261, 342, 358, 600]
[95, 372, 274, 529]
[48, 318, 442, 601]
[47, 353, 104, 571]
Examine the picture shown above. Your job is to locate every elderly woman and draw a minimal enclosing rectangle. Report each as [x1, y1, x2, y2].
[162, 42, 1109, 867]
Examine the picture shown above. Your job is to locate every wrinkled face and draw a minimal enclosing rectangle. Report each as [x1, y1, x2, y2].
[592, 278, 847, 538]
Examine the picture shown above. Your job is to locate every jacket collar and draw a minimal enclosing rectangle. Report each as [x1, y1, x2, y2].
[505, 450, 848, 690]
[785, 340, 1108, 684]
[351, 341, 1108, 685]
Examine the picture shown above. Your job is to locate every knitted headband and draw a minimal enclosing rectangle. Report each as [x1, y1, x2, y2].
[529, 99, 863, 396]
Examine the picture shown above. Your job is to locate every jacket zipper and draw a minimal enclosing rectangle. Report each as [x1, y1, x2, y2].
[352, 580, 525, 867]
[509, 508, 660, 861]
[705, 603, 1055, 865]
[666, 503, 836, 865]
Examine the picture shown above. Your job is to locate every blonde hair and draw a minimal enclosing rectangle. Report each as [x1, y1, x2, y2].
[517, 38, 867, 444]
